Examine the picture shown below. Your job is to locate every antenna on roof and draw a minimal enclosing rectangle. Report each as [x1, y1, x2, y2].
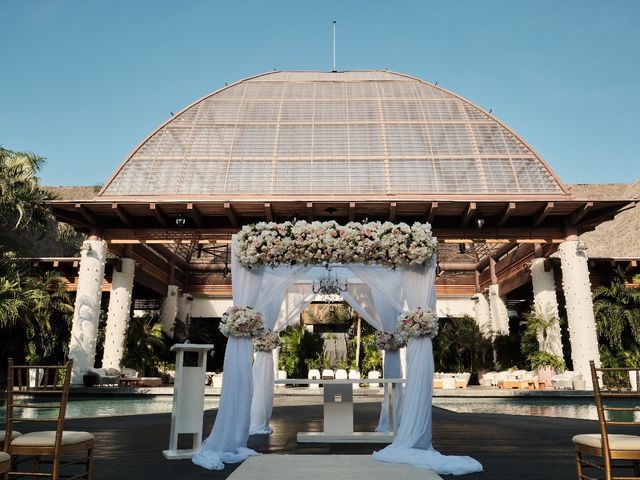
[332, 20, 337, 72]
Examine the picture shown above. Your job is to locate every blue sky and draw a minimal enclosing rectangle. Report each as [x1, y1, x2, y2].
[1, 0, 638, 187]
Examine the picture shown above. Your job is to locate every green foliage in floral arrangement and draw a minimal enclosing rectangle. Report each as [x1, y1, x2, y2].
[527, 350, 565, 372]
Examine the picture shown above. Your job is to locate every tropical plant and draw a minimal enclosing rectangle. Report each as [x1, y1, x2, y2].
[527, 350, 565, 372]
[278, 325, 324, 379]
[121, 314, 168, 375]
[522, 306, 561, 354]
[0, 146, 55, 234]
[360, 333, 382, 374]
[593, 271, 640, 367]
[433, 315, 494, 373]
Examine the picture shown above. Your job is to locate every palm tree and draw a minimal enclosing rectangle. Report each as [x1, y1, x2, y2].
[122, 314, 168, 375]
[594, 271, 640, 366]
[0, 146, 55, 233]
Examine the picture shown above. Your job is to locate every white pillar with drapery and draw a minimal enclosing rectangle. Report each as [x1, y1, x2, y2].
[193, 242, 310, 469]
[372, 260, 483, 475]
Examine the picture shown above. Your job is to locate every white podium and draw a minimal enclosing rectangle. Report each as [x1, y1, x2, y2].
[162, 343, 213, 460]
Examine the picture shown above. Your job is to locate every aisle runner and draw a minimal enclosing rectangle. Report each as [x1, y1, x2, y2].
[228, 455, 442, 480]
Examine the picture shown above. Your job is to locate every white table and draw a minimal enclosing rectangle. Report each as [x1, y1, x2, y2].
[274, 378, 404, 443]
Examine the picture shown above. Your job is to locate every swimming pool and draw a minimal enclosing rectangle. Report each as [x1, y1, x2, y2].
[432, 397, 625, 421]
[0, 395, 220, 419]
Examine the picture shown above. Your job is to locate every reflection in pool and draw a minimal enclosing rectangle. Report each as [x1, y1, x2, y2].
[0, 395, 220, 419]
[433, 397, 640, 421]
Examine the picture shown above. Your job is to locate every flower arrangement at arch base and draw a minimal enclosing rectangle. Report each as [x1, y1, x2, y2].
[253, 330, 280, 351]
[375, 331, 406, 350]
[219, 306, 264, 337]
[398, 308, 439, 338]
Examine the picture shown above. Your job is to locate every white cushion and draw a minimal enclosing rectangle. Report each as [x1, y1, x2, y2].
[1, 430, 22, 440]
[573, 433, 640, 450]
[11, 430, 94, 447]
[0, 451, 10, 463]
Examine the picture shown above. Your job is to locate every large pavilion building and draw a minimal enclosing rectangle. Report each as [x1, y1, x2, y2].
[47, 70, 637, 383]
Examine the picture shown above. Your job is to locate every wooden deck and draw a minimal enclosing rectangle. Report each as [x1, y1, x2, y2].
[57, 396, 590, 479]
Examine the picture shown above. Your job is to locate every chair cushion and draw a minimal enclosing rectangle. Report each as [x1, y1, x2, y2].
[1, 430, 23, 440]
[573, 433, 640, 450]
[11, 430, 94, 447]
[0, 451, 10, 463]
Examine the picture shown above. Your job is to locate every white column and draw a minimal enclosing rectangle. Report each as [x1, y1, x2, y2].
[176, 292, 192, 324]
[558, 240, 601, 382]
[472, 292, 492, 336]
[530, 258, 564, 358]
[160, 285, 179, 336]
[68, 239, 108, 384]
[488, 284, 509, 335]
[102, 258, 136, 370]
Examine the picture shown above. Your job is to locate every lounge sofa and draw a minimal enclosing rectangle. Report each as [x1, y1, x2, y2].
[87, 368, 120, 386]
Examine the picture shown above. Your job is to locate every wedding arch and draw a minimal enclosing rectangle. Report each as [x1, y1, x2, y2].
[192, 220, 482, 475]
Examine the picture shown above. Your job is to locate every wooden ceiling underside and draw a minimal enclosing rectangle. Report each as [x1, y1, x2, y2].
[47, 197, 636, 299]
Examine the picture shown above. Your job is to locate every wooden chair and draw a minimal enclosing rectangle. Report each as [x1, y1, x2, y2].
[573, 360, 640, 480]
[4, 359, 94, 480]
[0, 451, 10, 480]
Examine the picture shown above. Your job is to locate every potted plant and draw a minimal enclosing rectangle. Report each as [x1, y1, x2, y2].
[321, 356, 334, 380]
[528, 350, 565, 387]
[348, 360, 361, 390]
[335, 359, 349, 379]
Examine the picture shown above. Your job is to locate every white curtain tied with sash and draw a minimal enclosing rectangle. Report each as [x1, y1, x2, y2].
[372, 261, 483, 475]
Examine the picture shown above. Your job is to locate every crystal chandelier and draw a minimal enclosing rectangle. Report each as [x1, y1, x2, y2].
[312, 264, 348, 295]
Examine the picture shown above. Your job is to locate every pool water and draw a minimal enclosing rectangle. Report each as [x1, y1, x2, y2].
[433, 397, 640, 421]
[1, 395, 220, 419]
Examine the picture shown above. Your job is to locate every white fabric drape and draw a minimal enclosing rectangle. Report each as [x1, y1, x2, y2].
[249, 266, 310, 435]
[373, 260, 483, 475]
[193, 242, 265, 470]
[372, 292, 403, 432]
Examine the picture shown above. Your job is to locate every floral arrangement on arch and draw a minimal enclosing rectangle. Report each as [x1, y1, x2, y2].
[375, 330, 406, 350]
[235, 220, 437, 269]
[397, 308, 439, 338]
[219, 306, 264, 338]
[253, 330, 280, 351]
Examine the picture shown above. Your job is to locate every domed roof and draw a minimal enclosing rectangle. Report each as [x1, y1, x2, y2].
[100, 70, 567, 197]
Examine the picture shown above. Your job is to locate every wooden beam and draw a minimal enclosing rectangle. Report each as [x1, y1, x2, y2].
[626, 260, 638, 273]
[497, 202, 516, 227]
[427, 202, 438, 223]
[349, 202, 356, 222]
[570, 201, 594, 224]
[147, 243, 189, 271]
[224, 203, 238, 228]
[475, 270, 481, 293]
[533, 202, 554, 227]
[306, 202, 313, 222]
[489, 257, 498, 284]
[149, 203, 169, 228]
[264, 203, 273, 222]
[111, 203, 134, 227]
[389, 202, 397, 223]
[75, 204, 98, 226]
[186, 203, 203, 228]
[461, 202, 476, 227]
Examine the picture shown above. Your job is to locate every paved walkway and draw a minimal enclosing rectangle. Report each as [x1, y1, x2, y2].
[59, 396, 588, 479]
